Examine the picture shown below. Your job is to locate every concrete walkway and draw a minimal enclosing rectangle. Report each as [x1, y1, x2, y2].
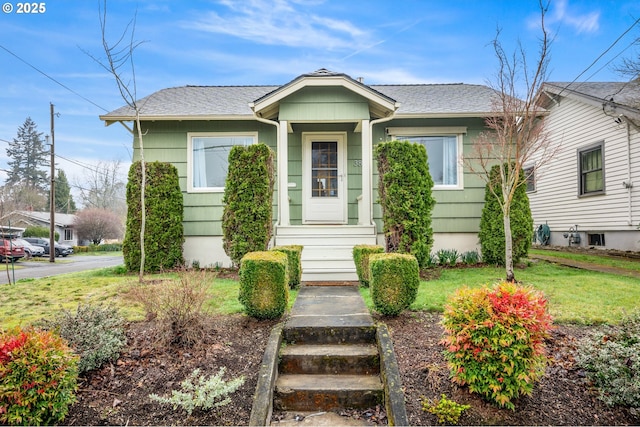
[270, 286, 380, 426]
[286, 285, 373, 330]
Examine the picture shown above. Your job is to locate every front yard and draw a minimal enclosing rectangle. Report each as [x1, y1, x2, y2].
[1, 252, 639, 425]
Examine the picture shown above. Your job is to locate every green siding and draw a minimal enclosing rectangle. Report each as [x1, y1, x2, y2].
[133, 113, 490, 238]
[134, 120, 276, 237]
[372, 117, 489, 234]
[280, 87, 370, 121]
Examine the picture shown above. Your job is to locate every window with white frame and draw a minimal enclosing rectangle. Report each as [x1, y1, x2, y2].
[389, 127, 464, 188]
[578, 142, 604, 196]
[64, 229, 73, 241]
[187, 133, 257, 192]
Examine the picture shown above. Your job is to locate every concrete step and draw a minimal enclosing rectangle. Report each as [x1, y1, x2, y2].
[283, 325, 376, 345]
[279, 344, 380, 375]
[302, 270, 358, 282]
[274, 374, 383, 411]
[275, 225, 376, 237]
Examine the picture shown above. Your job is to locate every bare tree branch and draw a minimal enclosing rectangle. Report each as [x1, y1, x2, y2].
[86, 0, 147, 281]
[465, 0, 558, 281]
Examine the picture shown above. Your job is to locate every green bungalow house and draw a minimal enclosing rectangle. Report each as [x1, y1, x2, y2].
[100, 69, 498, 280]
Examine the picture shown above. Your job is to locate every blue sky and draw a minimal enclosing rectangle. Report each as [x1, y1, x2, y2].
[1, 0, 639, 201]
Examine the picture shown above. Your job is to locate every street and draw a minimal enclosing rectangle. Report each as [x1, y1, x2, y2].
[0, 255, 124, 285]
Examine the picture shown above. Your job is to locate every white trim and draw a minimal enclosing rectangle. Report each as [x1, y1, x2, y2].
[302, 132, 348, 224]
[387, 128, 465, 190]
[386, 126, 467, 135]
[278, 121, 290, 225]
[186, 131, 258, 193]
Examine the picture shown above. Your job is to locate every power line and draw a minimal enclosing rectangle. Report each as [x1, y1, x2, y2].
[556, 16, 640, 96]
[0, 43, 110, 113]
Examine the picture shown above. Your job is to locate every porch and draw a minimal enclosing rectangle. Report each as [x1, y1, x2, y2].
[274, 224, 377, 281]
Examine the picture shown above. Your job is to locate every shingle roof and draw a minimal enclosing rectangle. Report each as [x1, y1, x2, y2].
[100, 77, 500, 121]
[544, 82, 640, 111]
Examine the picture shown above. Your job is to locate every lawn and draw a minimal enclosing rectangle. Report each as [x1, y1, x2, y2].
[1, 254, 639, 329]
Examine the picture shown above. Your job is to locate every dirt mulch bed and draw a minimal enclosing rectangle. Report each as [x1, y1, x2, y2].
[63, 310, 639, 426]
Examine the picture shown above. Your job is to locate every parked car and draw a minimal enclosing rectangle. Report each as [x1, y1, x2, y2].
[0, 237, 26, 261]
[23, 237, 73, 257]
[14, 238, 45, 258]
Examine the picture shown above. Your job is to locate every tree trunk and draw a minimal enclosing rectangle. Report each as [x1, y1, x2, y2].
[136, 113, 146, 283]
[503, 211, 515, 282]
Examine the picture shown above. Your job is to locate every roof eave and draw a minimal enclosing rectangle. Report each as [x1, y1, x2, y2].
[100, 114, 256, 125]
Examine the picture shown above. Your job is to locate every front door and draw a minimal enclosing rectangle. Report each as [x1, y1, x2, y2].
[302, 133, 347, 224]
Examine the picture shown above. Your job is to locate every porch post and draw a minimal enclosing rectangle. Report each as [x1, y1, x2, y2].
[278, 120, 290, 225]
[361, 119, 373, 225]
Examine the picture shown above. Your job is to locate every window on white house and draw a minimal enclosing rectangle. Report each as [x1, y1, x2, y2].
[524, 166, 536, 192]
[395, 135, 461, 187]
[64, 229, 73, 241]
[188, 133, 257, 192]
[578, 142, 604, 196]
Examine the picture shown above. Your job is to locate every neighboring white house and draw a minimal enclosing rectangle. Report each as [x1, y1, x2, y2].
[0, 211, 78, 246]
[530, 82, 640, 251]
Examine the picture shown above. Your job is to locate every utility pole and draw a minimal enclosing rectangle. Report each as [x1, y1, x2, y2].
[49, 103, 55, 263]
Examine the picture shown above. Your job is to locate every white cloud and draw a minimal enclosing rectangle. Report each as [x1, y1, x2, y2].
[539, 0, 600, 34]
[187, 0, 372, 51]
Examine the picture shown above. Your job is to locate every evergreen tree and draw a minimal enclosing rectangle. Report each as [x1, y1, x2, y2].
[6, 117, 49, 191]
[53, 169, 77, 213]
[375, 140, 435, 268]
[479, 164, 533, 266]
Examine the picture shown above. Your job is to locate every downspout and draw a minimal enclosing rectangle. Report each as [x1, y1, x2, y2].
[251, 113, 282, 225]
[625, 119, 633, 226]
[367, 112, 398, 226]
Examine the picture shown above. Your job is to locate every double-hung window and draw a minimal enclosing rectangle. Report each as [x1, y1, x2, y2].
[578, 142, 604, 196]
[187, 132, 257, 192]
[388, 127, 464, 189]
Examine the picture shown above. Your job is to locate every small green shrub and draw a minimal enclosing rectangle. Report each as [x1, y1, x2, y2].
[436, 249, 459, 266]
[0, 327, 78, 425]
[239, 251, 288, 319]
[441, 282, 552, 409]
[353, 244, 384, 287]
[369, 253, 420, 316]
[40, 303, 127, 374]
[91, 243, 122, 252]
[149, 367, 244, 415]
[460, 250, 481, 265]
[126, 269, 212, 346]
[422, 394, 470, 425]
[576, 311, 640, 408]
[271, 245, 303, 288]
[23, 226, 60, 241]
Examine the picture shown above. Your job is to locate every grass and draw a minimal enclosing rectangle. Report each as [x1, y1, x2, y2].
[360, 259, 640, 325]
[0, 266, 298, 329]
[2, 250, 639, 329]
[530, 248, 640, 272]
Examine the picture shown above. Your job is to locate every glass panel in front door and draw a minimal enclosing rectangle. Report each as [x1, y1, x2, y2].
[311, 141, 338, 197]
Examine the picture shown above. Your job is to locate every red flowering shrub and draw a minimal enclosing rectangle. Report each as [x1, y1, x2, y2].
[441, 281, 552, 409]
[0, 327, 78, 425]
